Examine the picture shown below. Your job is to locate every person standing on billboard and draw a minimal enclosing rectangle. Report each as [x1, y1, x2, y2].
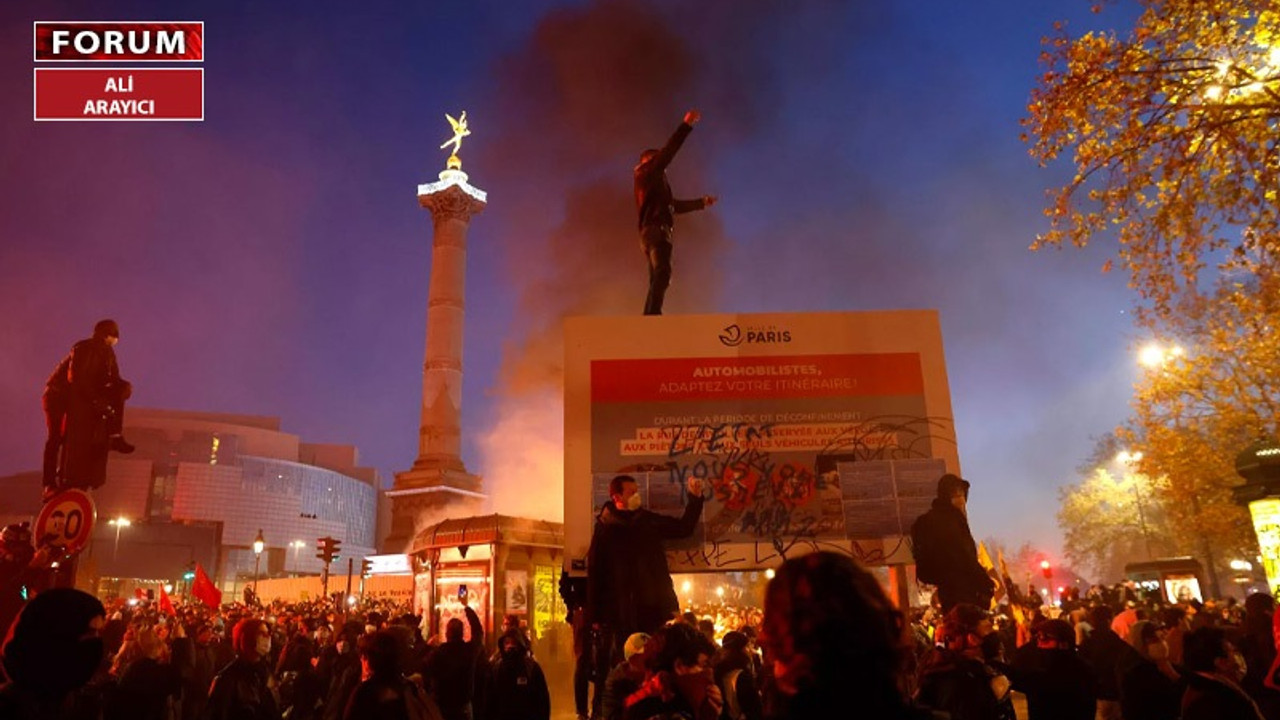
[634, 110, 718, 315]
[910, 473, 995, 611]
[586, 474, 705, 669]
[42, 319, 134, 500]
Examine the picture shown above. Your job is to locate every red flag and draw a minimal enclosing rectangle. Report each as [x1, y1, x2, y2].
[158, 584, 176, 616]
[192, 563, 222, 610]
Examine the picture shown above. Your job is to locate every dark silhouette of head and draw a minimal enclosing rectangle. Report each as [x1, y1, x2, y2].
[93, 319, 120, 340]
[445, 617, 465, 642]
[762, 552, 910, 717]
[2, 588, 106, 699]
[359, 630, 404, 678]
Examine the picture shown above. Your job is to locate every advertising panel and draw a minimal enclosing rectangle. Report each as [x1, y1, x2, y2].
[565, 311, 961, 572]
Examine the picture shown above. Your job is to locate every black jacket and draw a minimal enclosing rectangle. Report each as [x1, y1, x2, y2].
[425, 606, 484, 720]
[1008, 645, 1097, 720]
[1078, 628, 1138, 701]
[484, 652, 550, 720]
[586, 496, 704, 633]
[916, 648, 1015, 720]
[107, 656, 183, 720]
[910, 498, 992, 608]
[1181, 672, 1265, 720]
[1119, 659, 1183, 720]
[204, 656, 281, 720]
[634, 122, 707, 230]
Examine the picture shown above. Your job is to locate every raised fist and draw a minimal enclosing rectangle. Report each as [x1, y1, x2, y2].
[684, 109, 702, 126]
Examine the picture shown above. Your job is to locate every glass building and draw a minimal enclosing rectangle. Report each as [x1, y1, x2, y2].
[92, 408, 381, 591]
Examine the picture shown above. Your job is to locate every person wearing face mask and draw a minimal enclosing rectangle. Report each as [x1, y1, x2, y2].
[1006, 619, 1096, 720]
[1118, 621, 1184, 720]
[43, 318, 135, 500]
[484, 630, 550, 720]
[917, 603, 1016, 720]
[1181, 626, 1265, 720]
[205, 618, 282, 720]
[586, 474, 706, 679]
[623, 623, 722, 720]
[910, 474, 994, 612]
[0, 587, 108, 720]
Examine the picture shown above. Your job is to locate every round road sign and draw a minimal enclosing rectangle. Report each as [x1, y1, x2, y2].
[34, 489, 97, 554]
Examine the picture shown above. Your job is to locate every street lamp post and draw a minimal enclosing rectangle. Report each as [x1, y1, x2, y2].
[252, 529, 265, 594]
[108, 517, 131, 563]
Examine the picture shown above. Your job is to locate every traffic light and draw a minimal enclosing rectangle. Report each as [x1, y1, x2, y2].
[1040, 560, 1052, 579]
[316, 536, 342, 565]
[360, 558, 373, 578]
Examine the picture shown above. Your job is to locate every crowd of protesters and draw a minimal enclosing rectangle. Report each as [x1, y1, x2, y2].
[4, 552, 1280, 720]
[0, 584, 549, 720]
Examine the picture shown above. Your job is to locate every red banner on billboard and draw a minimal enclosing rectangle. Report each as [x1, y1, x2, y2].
[34, 22, 203, 62]
[591, 353, 923, 403]
[34, 68, 204, 121]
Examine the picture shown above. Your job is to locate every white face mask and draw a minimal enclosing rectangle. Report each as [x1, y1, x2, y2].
[627, 493, 642, 511]
[256, 635, 271, 657]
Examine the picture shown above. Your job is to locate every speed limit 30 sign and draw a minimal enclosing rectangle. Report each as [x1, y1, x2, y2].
[35, 489, 97, 554]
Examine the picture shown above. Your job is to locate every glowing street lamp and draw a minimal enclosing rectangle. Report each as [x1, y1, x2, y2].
[108, 517, 132, 562]
[1138, 343, 1184, 369]
[252, 529, 265, 593]
[764, 568, 776, 580]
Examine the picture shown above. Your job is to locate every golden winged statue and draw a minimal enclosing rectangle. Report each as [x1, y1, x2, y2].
[440, 111, 471, 169]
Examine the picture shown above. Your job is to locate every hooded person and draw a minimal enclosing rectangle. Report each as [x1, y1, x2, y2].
[484, 629, 550, 720]
[586, 474, 705, 664]
[909, 474, 994, 611]
[204, 617, 281, 720]
[0, 587, 108, 719]
[44, 318, 134, 499]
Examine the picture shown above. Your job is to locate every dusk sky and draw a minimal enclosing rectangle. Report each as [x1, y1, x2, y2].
[1, 1, 1147, 566]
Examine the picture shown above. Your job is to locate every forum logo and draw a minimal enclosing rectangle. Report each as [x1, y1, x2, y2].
[718, 323, 791, 347]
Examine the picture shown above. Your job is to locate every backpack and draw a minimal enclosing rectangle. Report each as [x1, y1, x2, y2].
[910, 513, 942, 585]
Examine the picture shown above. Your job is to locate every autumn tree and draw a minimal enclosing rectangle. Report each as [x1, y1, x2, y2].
[1028, 1, 1280, 594]
[1026, 1, 1280, 313]
[1058, 464, 1175, 581]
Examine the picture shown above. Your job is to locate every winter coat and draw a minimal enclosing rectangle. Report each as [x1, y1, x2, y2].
[634, 122, 707, 230]
[108, 656, 183, 720]
[1181, 672, 1265, 720]
[1078, 628, 1139, 701]
[909, 499, 992, 609]
[586, 496, 704, 634]
[1007, 645, 1097, 720]
[1118, 658, 1183, 720]
[343, 676, 439, 720]
[484, 651, 550, 720]
[916, 648, 1015, 720]
[203, 656, 281, 720]
[425, 606, 484, 720]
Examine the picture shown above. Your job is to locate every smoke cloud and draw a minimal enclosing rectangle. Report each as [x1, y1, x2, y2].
[472, 0, 850, 520]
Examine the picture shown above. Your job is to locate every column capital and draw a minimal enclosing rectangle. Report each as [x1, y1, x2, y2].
[418, 169, 487, 222]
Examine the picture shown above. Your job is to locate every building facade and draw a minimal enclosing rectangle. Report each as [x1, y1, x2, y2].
[89, 408, 381, 591]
